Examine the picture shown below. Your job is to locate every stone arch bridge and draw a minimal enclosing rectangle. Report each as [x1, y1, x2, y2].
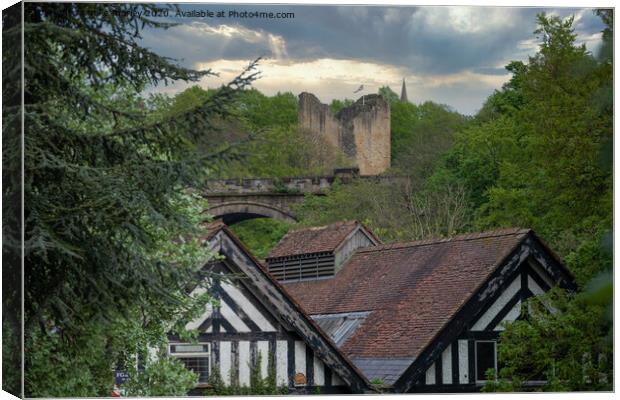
[203, 170, 405, 225]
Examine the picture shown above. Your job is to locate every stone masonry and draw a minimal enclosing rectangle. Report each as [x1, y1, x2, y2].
[298, 92, 391, 175]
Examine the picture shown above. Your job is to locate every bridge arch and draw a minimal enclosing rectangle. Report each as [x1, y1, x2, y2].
[207, 201, 297, 225]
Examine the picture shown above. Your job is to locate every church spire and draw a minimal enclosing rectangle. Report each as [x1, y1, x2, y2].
[400, 78, 408, 102]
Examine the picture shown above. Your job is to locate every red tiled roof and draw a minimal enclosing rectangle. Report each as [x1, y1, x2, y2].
[267, 220, 373, 259]
[282, 228, 531, 359]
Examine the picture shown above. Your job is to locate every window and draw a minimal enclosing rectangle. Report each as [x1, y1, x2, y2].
[169, 343, 211, 383]
[475, 340, 497, 382]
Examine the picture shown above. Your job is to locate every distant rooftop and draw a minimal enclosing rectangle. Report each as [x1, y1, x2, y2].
[267, 220, 378, 259]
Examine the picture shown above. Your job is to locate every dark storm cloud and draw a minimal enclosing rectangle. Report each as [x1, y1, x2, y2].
[138, 4, 606, 114]
[140, 5, 604, 75]
[255, 5, 540, 74]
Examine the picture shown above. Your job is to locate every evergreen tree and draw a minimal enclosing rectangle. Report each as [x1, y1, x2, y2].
[3, 3, 258, 396]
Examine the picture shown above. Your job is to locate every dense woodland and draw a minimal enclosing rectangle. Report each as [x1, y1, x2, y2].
[2, 3, 612, 396]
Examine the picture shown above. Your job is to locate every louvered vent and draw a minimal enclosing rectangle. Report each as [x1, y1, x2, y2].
[267, 252, 335, 282]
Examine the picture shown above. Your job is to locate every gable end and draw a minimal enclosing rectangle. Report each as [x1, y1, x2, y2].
[393, 232, 576, 392]
[210, 228, 373, 393]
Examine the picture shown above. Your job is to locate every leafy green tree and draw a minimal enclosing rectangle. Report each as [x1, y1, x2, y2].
[389, 100, 468, 184]
[435, 12, 612, 279]
[295, 178, 470, 242]
[239, 89, 299, 130]
[484, 289, 612, 392]
[440, 116, 519, 212]
[158, 86, 348, 179]
[229, 218, 293, 259]
[163, 85, 215, 117]
[477, 14, 611, 255]
[221, 124, 351, 178]
[329, 98, 355, 114]
[463, 12, 613, 392]
[476, 61, 528, 122]
[3, 3, 258, 396]
[122, 356, 199, 396]
[378, 86, 400, 105]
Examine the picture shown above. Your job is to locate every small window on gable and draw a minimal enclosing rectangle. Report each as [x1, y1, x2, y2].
[169, 343, 211, 383]
[475, 340, 497, 382]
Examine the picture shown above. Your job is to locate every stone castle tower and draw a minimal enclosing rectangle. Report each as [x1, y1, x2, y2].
[298, 92, 390, 175]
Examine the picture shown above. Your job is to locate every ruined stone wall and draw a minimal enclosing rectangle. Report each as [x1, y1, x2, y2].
[298, 92, 390, 175]
[297, 92, 340, 150]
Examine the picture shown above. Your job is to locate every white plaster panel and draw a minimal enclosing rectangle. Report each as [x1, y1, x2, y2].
[494, 300, 521, 331]
[256, 341, 269, 379]
[313, 356, 325, 386]
[472, 275, 521, 331]
[425, 362, 436, 385]
[528, 275, 545, 295]
[442, 344, 452, 384]
[220, 341, 232, 386]
[220, 301, 250, 332]
[332, 371, 344, 385]
[222, 281, 276, 331]
[529, 260, 555, 288]
[276, 340, 288, 386]
[458, 340, 469, 384]
[238, 341, 251, 387]
[528, 275, 557, 313]
[185, 303, 212, 331]
[294, 341, 306, 377]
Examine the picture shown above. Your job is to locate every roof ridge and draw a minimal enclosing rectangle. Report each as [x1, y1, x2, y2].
[286, 220, 358, 233]
[267, 220, 362, 259]
[356, 228, 530, 253]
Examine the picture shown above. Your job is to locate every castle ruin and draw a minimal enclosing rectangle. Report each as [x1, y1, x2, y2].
[298, 92, 391, 175]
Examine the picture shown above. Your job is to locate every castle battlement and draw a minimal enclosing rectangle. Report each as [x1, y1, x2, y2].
[298, 92, 391, 175]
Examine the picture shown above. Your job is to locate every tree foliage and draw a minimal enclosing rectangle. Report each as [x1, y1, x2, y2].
[484, 289, 612, 392]
[3, 3, 258, 396]
[329, 98, 355, 113]
[462, 12, 613, 391]
[229, 218, 293, 259]
[295, 178, 470, 242]
[438, 12, 613, 282]
[378, 86, 400, 105]
[389, 100, 468, 183]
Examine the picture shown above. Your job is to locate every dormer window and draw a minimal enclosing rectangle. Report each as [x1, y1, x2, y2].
[265, 221, 380, 282]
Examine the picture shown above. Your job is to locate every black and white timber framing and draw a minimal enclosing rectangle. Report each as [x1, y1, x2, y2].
[392, 232, 576, 393]
[167, 225, 576, 394]
[168, 224, 372, 394]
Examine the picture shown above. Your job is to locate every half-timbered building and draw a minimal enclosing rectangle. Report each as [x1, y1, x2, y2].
[170, 221, 575, 394]
[268, 223, 576, 393]
[169, 222, 372, 394]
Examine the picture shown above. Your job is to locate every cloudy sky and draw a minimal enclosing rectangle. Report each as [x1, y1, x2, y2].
[140, 4, 606, 115]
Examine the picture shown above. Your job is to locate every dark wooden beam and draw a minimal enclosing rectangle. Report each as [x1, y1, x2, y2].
[451, 341, 459, 384]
